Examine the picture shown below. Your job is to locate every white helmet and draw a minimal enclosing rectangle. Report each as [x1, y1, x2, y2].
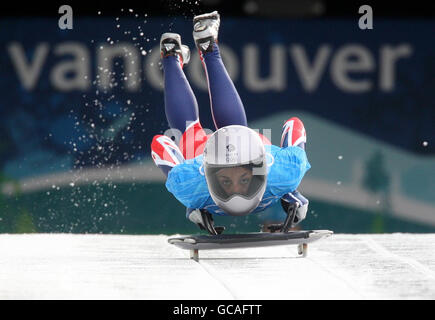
[203, 125, 267, 216]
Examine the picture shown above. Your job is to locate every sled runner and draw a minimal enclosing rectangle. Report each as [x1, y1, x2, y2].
[168, 230, 333, 261]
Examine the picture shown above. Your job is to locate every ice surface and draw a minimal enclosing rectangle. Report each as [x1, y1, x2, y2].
[0, 233, 434, 299]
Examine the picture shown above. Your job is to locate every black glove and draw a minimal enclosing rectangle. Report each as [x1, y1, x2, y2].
[280, 190, 308, 225]
[186, 208, 225, 235]
[266, 190, 309, 233]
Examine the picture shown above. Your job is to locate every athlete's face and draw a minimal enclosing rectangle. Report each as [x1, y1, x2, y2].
[215, 167, 253, 197]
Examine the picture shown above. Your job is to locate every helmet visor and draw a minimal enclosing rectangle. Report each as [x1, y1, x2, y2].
[205, 162, 266, 202]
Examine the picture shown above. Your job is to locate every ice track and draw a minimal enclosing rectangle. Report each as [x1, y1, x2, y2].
[0, 233, 434, 299]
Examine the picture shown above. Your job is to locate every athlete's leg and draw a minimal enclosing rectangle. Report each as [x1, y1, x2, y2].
[193, 11, 247, 129]
[161, 33, 197, 135]
[201, 44, 247, 129]
[163, 55, 209, 159]
[159, 33, 209, 162]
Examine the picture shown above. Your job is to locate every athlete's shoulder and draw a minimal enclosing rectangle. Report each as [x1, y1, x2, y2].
[266, 145, 311, 196]
[165, 154, 209, 209]
[166, 154, 203, 184]
[271, 145, 308, 162]
[265, 144, 308, 167]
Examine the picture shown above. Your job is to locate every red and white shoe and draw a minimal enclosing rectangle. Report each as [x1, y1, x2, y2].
[192, 11, 220, 53]
[160, 33, 191, 66]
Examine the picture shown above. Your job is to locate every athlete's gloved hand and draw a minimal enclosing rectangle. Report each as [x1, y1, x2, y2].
[186, 208, 225, 235]
[280, 190, 309, 225]
[265, 191, 309, 233]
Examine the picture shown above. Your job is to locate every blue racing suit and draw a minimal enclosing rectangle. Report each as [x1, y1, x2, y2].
[165, 144, 310, 216]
